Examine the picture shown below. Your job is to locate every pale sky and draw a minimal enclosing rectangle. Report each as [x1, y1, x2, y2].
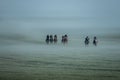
[0, 0, 120, 34]
[0, 0, 120, 18]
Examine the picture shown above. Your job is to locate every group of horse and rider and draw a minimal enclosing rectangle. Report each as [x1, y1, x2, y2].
[45, 34, 68, 44]
[45, 35, 98, 46]
[84, 36, 98, 46]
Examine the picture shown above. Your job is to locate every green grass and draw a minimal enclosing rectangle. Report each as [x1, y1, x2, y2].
[0, 44, 120, 80]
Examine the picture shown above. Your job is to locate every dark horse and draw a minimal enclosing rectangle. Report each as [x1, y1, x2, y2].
[49, 35, 53, 43]
[93, 36, 98, 46]
[61, 34, 68, 43]
[46, 35, 49, 44]
[54, 35, 57, 43]
[84, 36, 89, 45]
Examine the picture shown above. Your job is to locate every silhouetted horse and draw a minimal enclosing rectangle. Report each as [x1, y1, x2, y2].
[46, 35, 49, 44]
[61, 34, 68, 43]
[54, 35, 57, 43]
[50, 35, 53, 43]
[93, 36, 98, 46]
[84, 36, 89, 45]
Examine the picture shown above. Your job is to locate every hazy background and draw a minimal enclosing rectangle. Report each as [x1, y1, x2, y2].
[0, 0, 120, 38]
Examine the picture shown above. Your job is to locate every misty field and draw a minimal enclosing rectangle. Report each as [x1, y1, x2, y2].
[0, 36, 120, 80]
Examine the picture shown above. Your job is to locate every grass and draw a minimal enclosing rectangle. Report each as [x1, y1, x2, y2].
[0, 42, 120, 80]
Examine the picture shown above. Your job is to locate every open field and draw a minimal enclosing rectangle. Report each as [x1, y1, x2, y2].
[0, 36, 120, 80]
